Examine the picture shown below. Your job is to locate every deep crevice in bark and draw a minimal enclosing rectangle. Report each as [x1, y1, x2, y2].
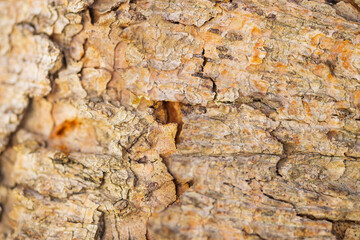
[164, 102, 183, 145]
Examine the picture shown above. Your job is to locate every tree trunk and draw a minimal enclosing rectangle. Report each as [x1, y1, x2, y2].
[0, 0, 360, 239]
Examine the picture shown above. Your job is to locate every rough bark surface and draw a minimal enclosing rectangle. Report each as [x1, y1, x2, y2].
[0, 0, 360, 239]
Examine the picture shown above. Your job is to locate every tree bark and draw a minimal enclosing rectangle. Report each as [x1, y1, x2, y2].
[0, 0, 360, 239]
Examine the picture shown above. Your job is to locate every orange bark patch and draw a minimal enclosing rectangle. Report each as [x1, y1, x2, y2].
[294, 136, 300, 145]
[253, 79, 268, 93]
[303, 101, 312, 117]
[52, 119, 81, 138]
[251, 27, 262, 37]
[353, 91, 360, 107]
[340, 55, 351, 70]
[250, 40, 266, 65]
[311, 33, 324, 45]
[275, 62, 288, 74]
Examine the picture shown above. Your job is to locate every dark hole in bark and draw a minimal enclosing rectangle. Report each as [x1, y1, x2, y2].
[164, 102, 183, 145]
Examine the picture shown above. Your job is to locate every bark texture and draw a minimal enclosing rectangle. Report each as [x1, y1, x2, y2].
[0, 0, 360, 239]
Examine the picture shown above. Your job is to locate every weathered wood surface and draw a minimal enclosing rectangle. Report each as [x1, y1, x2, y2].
[0, 0, 360, 239]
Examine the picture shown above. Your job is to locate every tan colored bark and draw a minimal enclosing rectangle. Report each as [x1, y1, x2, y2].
[0, 0, 360, 239]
